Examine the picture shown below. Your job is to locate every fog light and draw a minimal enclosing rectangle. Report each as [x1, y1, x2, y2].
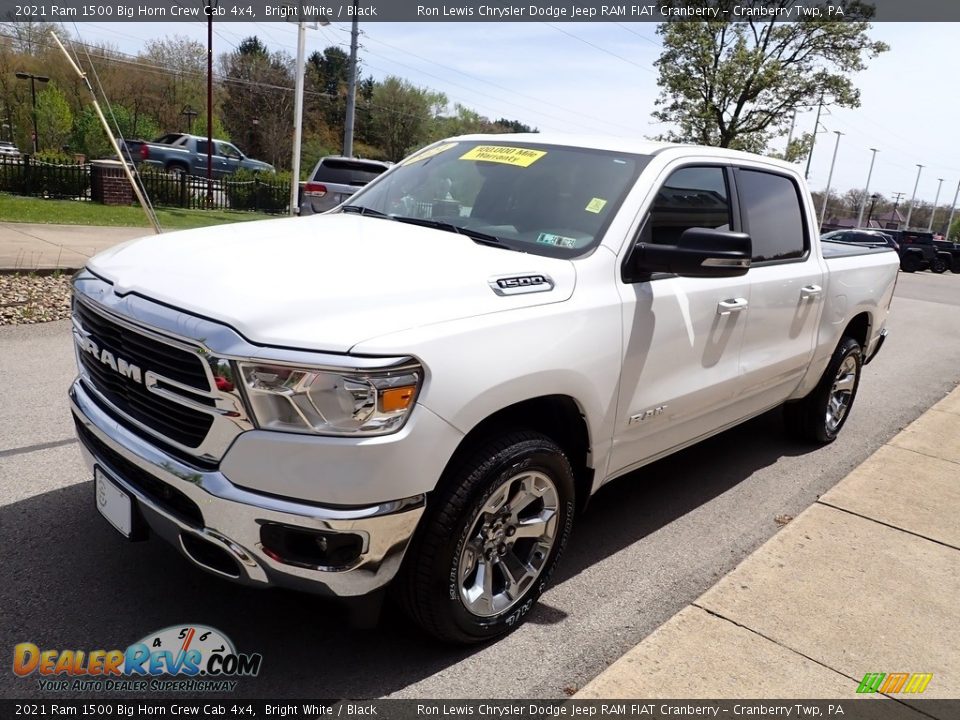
[260, 523, 364, 569]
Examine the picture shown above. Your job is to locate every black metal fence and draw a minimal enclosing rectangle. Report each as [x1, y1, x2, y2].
[0, 156, 290, 214]
[0, 155, 90, 200]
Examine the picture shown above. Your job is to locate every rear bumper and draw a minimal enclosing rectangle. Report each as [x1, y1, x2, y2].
[70, 378, 425, 598]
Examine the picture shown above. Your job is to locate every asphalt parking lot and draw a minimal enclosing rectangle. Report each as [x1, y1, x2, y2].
[2, 270, 960, 700]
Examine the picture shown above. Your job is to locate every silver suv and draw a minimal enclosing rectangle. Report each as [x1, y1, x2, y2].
[299, 156, 391, 216]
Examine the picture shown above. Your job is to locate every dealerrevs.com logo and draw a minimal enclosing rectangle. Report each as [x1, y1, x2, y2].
[13, 625, 262, 693]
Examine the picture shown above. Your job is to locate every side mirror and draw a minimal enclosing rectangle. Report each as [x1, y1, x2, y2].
[630, 227, 752, 279]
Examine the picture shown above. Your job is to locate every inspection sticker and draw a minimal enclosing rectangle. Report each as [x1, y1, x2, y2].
[459, 146, 547, 167]
[537, 232, 579, 248]
[401, 142, 458, 165]
[585, 197, 608, 213]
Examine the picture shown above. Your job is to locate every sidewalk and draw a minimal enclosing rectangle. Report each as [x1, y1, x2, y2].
[0, 222, 148, 270]
[576, 385, 960, 707]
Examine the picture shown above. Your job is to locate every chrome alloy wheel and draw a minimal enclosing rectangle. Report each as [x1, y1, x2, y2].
[826, 355, 858, 433]
[457, 471, 560, 618]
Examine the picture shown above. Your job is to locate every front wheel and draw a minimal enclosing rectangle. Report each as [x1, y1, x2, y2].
[784, 337, 863, 444]
[930, 257, 948, 274]
[397, 432, 575, 643]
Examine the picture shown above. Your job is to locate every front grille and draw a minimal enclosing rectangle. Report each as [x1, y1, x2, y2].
[76, 419, 204, 529]
[74, 300, 214, 449]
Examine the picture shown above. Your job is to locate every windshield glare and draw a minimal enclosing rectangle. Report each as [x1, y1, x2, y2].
[343, 141, 647, 257]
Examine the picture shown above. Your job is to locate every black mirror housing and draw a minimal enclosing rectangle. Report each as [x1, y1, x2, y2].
[629, 228, 752, 280]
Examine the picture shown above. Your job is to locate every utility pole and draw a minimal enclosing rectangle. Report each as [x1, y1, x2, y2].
[889, 192, 904, 229]
[14, 71, 49, 153]
[804, 93, 824, 180]
[785, 110, 797, 154]
[290, 18, 307, 216]
[927, 177, 944, 232]
[819, 130, 843, 229]
[856, 148, 878, 228]
[945, 179, 960, 242]
[206, 4, 216, 204]
[343, 0, 360, 158]
[904, 164, 924, 230]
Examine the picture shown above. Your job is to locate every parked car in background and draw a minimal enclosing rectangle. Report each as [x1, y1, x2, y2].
[932, 239, 960, 273]
[122, 133, 274, 178]
[299, 156, 391, 215]
[886, 229, 952, 273]
[0, 140, 21, 158]
[821, 228, 899, 252]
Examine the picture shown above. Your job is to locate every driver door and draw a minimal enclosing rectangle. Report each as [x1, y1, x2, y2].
[608, 164, 752, 479]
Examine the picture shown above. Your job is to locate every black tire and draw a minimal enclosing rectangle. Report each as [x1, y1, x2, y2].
[166, 163, 188, 176]
[784, 337, 863, 444]
[397, 432, 575, 644]
[899, 255, 919, 272]
[930, 257, 948, 274]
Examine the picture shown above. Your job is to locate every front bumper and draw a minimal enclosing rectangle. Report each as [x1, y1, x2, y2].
[70, 378, 425, 598]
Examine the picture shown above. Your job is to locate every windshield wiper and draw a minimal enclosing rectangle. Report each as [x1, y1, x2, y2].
[391, 216, 515, 250]
[341, 205, 390, 218]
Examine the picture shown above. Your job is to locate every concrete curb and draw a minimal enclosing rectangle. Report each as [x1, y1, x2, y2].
[576, 384, 960, 706]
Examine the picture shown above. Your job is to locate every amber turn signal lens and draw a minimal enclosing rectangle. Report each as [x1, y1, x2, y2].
[379, 386, 416, 412]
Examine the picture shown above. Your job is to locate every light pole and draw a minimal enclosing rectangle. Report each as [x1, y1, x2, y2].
[343, 0, 360, 158]
[856, 148, 878, 228]
[289, 11, 331, 216]
[15, 71, 49, 153]
[945, 179, 960, 242]
[820, 131, 843, 229]
[927, 177, 944, 233]
[904, 164, 924, 230]
[866, 193, 879, 227]
[804, 92, 824, 180]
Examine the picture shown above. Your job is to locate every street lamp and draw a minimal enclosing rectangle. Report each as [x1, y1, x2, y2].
[181, 106, 198, 134]
[15, 71, 50, 153]
[866, 193, 880, 227]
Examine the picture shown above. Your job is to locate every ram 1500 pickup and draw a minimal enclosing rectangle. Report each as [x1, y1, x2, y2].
[70, 136, 899, 643]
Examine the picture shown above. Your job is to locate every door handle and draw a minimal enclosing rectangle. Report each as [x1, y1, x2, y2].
[800, 285, 823, 300]
[717, 298, 749, 316]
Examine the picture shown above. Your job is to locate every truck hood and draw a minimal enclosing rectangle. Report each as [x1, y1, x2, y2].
[87, 214, 576, 353]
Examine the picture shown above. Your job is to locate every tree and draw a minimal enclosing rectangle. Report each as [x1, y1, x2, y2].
[652, 1, 888, 153]
[369, 77, 445, 162]
[35, 84, 72, 151]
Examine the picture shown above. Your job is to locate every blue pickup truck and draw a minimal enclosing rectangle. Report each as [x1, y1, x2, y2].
[123, 133, 274, 178]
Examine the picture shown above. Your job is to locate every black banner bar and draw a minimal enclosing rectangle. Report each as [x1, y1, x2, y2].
[2, 0, 960, 23]
[1, 700, 957, 720]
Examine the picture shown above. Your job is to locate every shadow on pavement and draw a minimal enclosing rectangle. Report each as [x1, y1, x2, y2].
[0, 408, 815, 699]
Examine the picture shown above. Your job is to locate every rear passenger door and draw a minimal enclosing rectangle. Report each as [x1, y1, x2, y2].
[735, 167, 826, 416]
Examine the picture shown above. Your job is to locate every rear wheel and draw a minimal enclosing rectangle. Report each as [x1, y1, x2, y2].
[930, 257, 948, 274]
[784, 337, 862, 444]
[398, 432, 575, 644]
[900, 256, 918, 272]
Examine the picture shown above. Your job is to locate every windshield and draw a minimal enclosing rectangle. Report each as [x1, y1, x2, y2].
[342, 140, 648, 257]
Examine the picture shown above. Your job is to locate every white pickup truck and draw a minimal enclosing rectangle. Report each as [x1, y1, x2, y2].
[70, 135, 899, 643]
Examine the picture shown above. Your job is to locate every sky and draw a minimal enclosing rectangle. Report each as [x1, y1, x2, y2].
[62, 20, 960, 209]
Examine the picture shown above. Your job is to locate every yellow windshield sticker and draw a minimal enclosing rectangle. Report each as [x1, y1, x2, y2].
[402, 142, 458, 165]
[585, 198, 608, 214]
[459, 146, 547, 167]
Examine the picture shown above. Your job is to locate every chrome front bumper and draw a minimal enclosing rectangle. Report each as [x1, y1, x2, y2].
[70, 379, 425, 598]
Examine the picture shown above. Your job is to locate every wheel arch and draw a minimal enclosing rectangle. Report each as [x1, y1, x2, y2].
[842, 311, 871, 350]
[435, 395, 594, 514]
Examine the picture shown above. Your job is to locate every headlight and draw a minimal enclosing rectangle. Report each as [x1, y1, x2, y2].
[237, 361, 421, 436]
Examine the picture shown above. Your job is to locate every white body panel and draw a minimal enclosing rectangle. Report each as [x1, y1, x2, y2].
[81, 136, 899, 508]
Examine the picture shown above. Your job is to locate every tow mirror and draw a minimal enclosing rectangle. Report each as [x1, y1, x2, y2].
[630, 228, 752, 279]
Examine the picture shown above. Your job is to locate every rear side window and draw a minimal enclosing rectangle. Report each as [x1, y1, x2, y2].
[648, 166, 731, 246]
[314, 159, 387, 186]
[737, 169, 806, 262]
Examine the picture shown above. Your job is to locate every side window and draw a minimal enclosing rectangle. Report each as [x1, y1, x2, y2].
[648, 166, 731, 246]
[737, 169, 807, 262]
[196, 141, 209, 156]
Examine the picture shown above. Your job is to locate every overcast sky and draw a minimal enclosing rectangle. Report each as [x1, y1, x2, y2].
[67, 20, 960, 208]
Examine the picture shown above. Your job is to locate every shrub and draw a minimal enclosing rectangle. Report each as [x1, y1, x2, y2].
[225, 168, 290, 213]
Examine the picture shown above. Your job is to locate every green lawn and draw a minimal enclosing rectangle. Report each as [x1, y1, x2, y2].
[0, 194, 275, 230]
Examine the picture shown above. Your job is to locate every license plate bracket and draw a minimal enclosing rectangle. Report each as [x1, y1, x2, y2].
[94, 467, 146, 541]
